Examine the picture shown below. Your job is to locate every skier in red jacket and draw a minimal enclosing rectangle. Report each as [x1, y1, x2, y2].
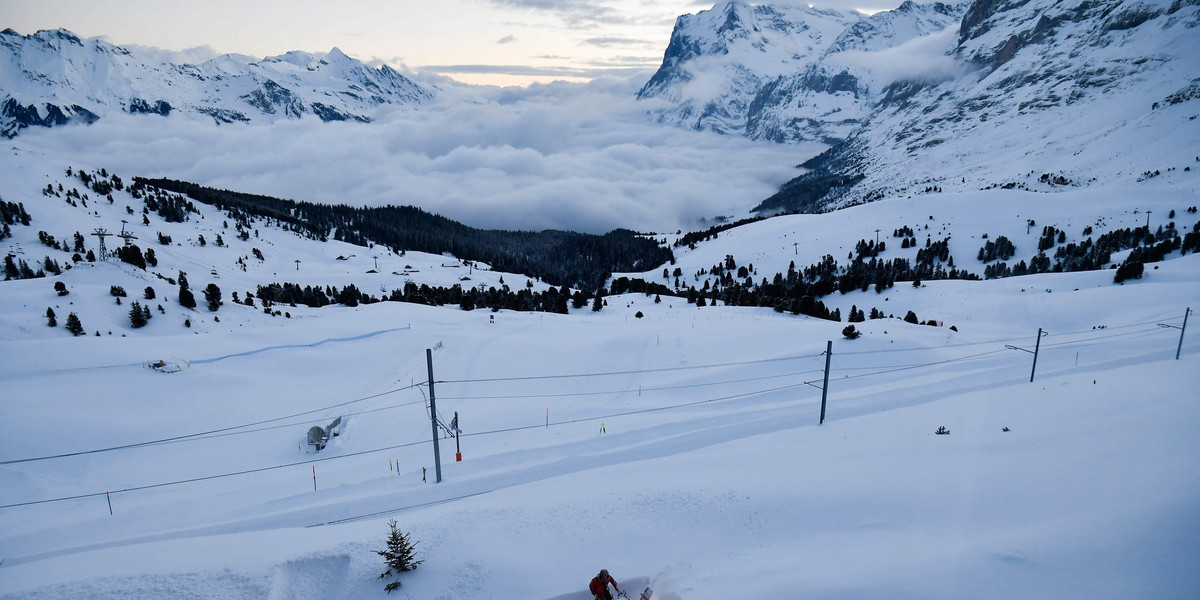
[589, 568, 621, 600]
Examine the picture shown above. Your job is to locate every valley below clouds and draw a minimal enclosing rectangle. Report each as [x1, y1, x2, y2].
[11, 77, 817, 234]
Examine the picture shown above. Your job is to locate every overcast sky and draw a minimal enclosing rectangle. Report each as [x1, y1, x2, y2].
[2, 0, 900, 86]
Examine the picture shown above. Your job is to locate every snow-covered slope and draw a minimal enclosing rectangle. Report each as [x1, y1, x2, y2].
[637, 1, 966, 143]
[0, 28, 432, 138]
[747, 0, 966, 143]
[754, 0, 1200, 213]
[1, 148, 1198, 599]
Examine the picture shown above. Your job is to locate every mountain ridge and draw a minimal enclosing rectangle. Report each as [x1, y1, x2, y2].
[0, 28, 432, 137]
[750, 0, 1200, 214]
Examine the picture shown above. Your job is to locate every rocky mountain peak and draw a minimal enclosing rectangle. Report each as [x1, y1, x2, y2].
[0, 29, 433, 137]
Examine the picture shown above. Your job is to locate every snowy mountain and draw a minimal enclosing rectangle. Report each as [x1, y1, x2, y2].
[637, 1, 966, 143]
[639, 0, 1199, 216]
[2, 8, 1200, 599]
[0, 28, 432, 137]
[2, 142, 1199, 599]
[754, 0, 1200, 214]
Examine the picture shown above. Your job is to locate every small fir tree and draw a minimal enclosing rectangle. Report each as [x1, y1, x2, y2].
[203, 283, 222, 311]
[377, 519, 422, 593]
[179, 271, 197, 309]
[46, 307, 56, 327]
[65, 312, 84, 336]
[129, 301, 148, 328]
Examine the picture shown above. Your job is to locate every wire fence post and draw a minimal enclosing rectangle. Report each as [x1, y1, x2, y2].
[427, 348, 443, 484]
[819, 340, 832, 424]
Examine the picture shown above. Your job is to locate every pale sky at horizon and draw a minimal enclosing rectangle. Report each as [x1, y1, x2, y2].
[2, 0, 900, 86]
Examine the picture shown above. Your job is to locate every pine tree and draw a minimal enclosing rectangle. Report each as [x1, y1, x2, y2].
[129, 301, 148, 328]
[46, 307, 56, 327]
[377, 519, 422, 593]
[179, 272, 197, 309]
[65, 312, 84, 336]
[203, 283, 223, 311]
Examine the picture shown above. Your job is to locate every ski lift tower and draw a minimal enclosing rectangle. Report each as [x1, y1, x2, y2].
[117, 220, 138, 247]
[91, 227, 112, 261]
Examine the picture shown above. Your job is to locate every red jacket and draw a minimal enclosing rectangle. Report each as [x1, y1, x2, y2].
[590, 574, 618, 600]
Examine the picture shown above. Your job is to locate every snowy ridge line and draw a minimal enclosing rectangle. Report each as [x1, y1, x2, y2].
[189, 326, 411, 364]
[307, 490, 494, 527]
[0, 382, 422, 466]
[435, 351, 828, 384]
[0, 327, 413, 377]
[438, 368, 828, 401]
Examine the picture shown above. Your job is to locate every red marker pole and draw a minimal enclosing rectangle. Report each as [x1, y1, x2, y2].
[312, 465, 317, 491]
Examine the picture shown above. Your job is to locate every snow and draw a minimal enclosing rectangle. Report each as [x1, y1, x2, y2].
[1, 140, 1198, 599]
[1, 1, 1199, 595]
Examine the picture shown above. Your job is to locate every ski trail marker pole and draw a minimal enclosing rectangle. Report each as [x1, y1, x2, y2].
[312, 465, 317, 491]
[106, 491, 112, 515]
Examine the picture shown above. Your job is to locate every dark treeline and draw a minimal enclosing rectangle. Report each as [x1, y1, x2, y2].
[134, 178, 673, 290]
[0, 198, 30, 240]
[675, 237, 979, 322]
[254, 280, 608, 315]
[672, 216, 766, 249]
[981, 220, 1200, 280]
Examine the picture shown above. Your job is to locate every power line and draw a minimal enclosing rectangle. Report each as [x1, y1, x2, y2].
[457, 380, 816, 439]
[0, 436, 435, 510]
[0, 384, 421, 466]
[2, 310, 1187, 510]
[438, 369, 826, 401]
[145, 398, 431, 446]
[435, 352, 825, 385]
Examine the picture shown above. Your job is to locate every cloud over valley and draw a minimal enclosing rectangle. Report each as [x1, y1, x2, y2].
[12, 77, 816, 234]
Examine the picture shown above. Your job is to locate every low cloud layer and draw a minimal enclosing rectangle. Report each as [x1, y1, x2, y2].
[14, 76, 816, 234]
[832, 26, 965, 87]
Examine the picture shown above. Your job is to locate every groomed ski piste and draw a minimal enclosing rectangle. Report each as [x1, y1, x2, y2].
[1, 148, 1199, 598]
